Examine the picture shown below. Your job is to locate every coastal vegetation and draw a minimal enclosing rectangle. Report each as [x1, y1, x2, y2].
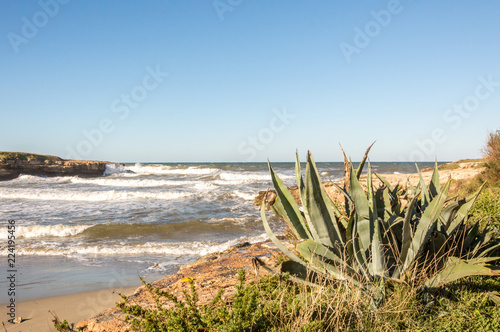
[54, 134, 500, 331]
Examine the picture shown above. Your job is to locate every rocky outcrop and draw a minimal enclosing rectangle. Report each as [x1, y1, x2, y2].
[0, 152, 108, 181]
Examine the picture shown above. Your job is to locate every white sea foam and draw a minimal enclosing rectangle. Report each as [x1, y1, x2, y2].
[11, 174, 72, 184]
[103, 163, 128, 175]
[0, 224, 91, 239]
[126, 163, 218, 176]
[194, 182, 218, 190]
[69, 177, 198, 188]
[231, 190, 256, 201]
[218, 172, 272, 182]
[1, 234, 268, 257]
[0, 189, 190, 201]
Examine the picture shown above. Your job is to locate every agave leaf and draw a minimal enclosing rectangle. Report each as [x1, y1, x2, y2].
[297, 239, 360, 280]
[340, 144, 350, 190]
[297, 239, 344, 265]
[297, 240, 353, 282]
[268, 162, 310, 239]
[368, 163, 386, 277]
[469, 226, 494, 258]
[295, 151, 305, 195]
[326, 193, 344, 220]
[352, 217, 371, 282]
[304, 152, 343, 250]
[423, 256, 500, 289]
[355, 141, 376, 180]
[465, 256, 500, 265]
[429, 160, 440, 199]
[416, 164, 430, 207]
[375, 187, 386, 219]
[439, 199, 463, 232]
[462, 222, 480, 254]
[345, 212, 356, 268]
[340, 144, 352, 216]
[383, 215, 402, 273]
[478, 242, 500, 258]
[367, 162, 378, 225]
[332, 182, 354, 212]
[260, 201, 304, 264]
[294, 152, 314, 239]
[281, 260, 319, 282]
[398, 193, 420, 272]
[401, 180, 450, 275]
[386, 215, 404, 243]
[448, 184, 484, 235]
[350, 164, 372, 255]
[408, 177, 416, 196]
[391, 184, 402, 215]
[374, 172, 395, 192]
[381, 187, 393, 220]
[429, 232, 448, 271]
[307, 252, 352, 282]
[261, 263, 320, 288]
[372, 218, 387, 277]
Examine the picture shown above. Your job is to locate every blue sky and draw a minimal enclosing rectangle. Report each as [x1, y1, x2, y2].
[1, 0, 500, 162]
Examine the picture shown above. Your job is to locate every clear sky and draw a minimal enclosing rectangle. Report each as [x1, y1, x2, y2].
[1, 0, 500, 162]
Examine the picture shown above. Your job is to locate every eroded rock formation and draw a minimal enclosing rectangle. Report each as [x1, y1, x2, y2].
[0, 152, 107, 180]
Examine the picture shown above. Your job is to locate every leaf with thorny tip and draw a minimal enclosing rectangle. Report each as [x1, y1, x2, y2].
[355, 141, 376, 180]
[304, 151, 344, 252]
[268, 162, 310, 239]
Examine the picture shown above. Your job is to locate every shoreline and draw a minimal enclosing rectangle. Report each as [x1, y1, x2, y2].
[1, 160, 485, 331]
[0, 286, 138, 332]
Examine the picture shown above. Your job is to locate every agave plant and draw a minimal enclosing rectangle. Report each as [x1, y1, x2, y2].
[260, 145, 500, 300]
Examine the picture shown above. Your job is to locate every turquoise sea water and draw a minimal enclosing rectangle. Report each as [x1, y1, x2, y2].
[0, 161, 439, 302]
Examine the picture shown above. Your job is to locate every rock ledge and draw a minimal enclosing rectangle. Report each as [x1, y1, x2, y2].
[0, 151, 108, 180]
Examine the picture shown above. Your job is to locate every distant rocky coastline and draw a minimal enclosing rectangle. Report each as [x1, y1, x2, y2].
[0, 151, 109, 181]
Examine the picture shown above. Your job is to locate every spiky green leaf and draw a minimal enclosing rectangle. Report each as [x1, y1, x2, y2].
[355, 141, 375, 180]
[429, 160, 440, 198]
[260, 201, 303, 264]
[350, 164, 372, 255]
[269, 162, 309, 239]
[304, 152, 343, 250]
[401, 180, 450, 274]
[423, 257, 500, 289]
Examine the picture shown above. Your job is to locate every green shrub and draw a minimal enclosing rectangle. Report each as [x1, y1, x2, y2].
[117, 270, 275, 331]
[481, 129, 500, 185]
[470, 186, 500, 226]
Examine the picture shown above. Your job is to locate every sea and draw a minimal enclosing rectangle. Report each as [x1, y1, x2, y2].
[0, 161, 437, 303]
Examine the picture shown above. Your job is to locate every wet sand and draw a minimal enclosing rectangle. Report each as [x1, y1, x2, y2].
[0, 286, 137, 332]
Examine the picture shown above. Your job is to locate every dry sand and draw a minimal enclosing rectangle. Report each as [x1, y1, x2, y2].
[1, 286, 137, 332]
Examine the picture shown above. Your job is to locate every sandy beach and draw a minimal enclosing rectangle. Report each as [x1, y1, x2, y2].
[1, 286, 137, 332]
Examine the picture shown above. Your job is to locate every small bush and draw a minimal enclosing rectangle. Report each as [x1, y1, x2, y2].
[481, 129, 500, 185]
[470, 186, 500, 227]
[117, 270, 274, 331]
